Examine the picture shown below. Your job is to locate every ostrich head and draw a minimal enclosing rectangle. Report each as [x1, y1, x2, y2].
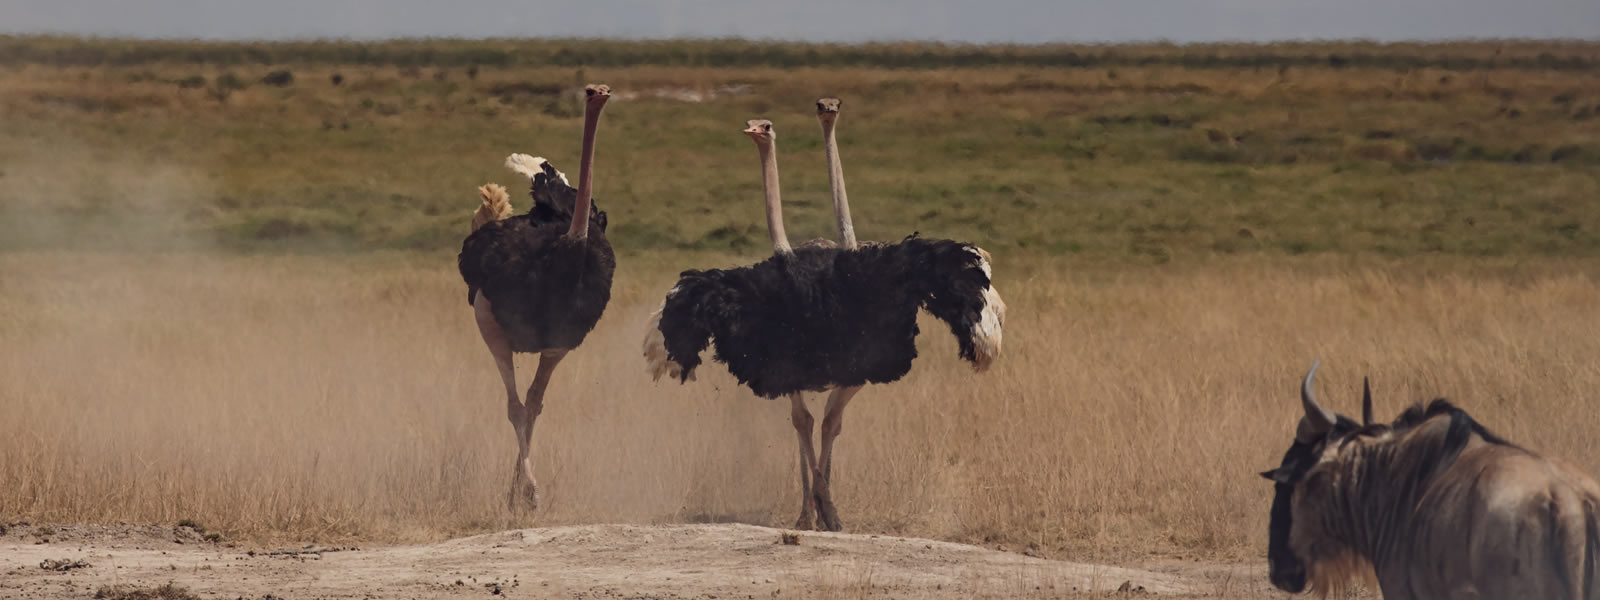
[742, 119, 789, 254]
[743, 119, 775, 145]
[815, 97, 841, 124]
[584, 83, 611, 107]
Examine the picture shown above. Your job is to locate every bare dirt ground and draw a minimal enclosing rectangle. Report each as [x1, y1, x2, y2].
[0, 523, 1274, 599]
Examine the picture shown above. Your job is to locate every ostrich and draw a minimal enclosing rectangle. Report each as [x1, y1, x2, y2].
[643, 118, 1007, 531]
[459, 84, 616, 510]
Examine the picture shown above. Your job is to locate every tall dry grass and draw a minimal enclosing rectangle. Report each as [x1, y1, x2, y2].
[2, 252, 1599, 563]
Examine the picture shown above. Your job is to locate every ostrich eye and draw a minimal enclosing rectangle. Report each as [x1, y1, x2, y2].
[586, 88, 595, 97]
[762, 124, 771, 132]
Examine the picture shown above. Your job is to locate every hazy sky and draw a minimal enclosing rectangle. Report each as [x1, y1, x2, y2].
[2, 0, 1596, 43]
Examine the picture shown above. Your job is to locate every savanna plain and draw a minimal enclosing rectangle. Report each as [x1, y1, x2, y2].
[2, 37, 1599, 598]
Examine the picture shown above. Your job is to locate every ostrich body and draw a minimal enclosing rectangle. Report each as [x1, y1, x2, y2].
[643, 118, 1005, 531]
[458, 84, 616, 510]
[659, 240, 1001, 395]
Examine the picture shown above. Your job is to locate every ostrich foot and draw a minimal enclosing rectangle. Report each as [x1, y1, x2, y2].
[519, 479, 540, 511]
[507, 477, 540, 512]
[816, 495, 842, 532]
[793, 513, 814, 531]
[506, 462, 540, 512]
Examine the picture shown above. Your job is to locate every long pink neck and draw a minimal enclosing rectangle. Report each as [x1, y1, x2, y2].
[821, 118, 857, 250]
[567, 100, 604, 240]
[757, 141, 792, 255]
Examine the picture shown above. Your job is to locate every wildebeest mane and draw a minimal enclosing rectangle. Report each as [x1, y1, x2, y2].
[1348, 398, 1513, 445]
[1338, 398, 1522, 504]
[1396, 399, 1511, 443]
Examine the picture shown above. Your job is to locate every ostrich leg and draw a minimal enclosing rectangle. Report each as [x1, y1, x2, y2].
[508, 349, 567, 511]
[813, 385, 862, 532]
[788, 393, 819, 530]
[473, 296, 532, 509]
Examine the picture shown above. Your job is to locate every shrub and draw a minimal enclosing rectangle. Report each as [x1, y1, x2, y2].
[260, 70, 294, 87]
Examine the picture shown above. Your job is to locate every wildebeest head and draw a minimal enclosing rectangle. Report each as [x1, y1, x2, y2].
[1259, 359, 1372, 593]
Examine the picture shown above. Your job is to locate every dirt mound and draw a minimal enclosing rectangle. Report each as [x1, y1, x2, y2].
[0, 523, 1209, 598]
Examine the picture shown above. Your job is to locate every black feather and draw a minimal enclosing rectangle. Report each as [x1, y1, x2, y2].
[657, 238, 993, 399]
[458, 159, 614, 353]
[524, 160, 607, 232]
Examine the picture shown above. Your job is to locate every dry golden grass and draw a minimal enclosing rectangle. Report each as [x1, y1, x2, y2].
[3, 250, 1598, 567]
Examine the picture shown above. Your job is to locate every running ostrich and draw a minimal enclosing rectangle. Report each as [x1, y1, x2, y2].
[459, 84, 616, 510]
[643, 119, 1006, 531]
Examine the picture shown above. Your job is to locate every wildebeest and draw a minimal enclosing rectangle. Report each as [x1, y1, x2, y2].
[1262, 359, 1600, 599]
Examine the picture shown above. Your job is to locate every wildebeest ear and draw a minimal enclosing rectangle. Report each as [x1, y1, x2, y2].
[1260, 468, 1293, 484]
[1361, 376, 1373, 427]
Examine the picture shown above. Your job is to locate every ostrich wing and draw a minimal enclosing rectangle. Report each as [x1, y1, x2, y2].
[881, 238, 1006, 371]
[653, 270, 725, 383]
[505, 154, 607, 232]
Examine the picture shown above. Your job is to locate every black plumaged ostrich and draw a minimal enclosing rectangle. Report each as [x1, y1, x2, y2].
[458, 84, 617, 511]
[642, 117, 1006, 531]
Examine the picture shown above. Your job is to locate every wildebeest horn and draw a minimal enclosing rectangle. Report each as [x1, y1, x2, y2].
[1361, 376, 1373, 427]
[1297, 358, 1336, 443]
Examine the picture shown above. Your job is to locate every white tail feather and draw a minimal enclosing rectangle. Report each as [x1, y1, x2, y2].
[504, 153, 569, 186]
[971, 285, 1006, 372]
[967, 247, 1005, 372]
[643, 294, 693, 382]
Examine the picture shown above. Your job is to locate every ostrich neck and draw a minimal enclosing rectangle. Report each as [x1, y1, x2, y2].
[567, 100, 604, 240]
[821, 119, 857, 250]
[757, 142, 792, 255]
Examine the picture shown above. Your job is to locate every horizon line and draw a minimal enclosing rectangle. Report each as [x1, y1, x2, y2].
[4, 32, 1599, 47]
